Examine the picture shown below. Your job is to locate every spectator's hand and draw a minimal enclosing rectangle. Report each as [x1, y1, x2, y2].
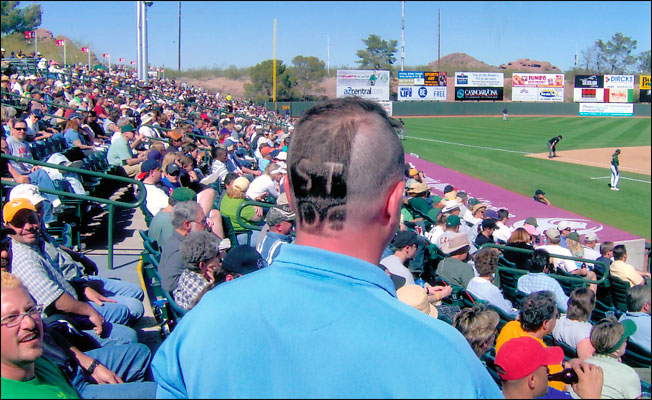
[91, 363, 124, 385]
[253, 170, 262, 176]
[84, 286, 116, 306]
[88, 309, 105, 335]
[254, 206, 263, 217]
[570, 361, 603, 399]
[30, 166, 41, 173]
[432, 285, 453, 299]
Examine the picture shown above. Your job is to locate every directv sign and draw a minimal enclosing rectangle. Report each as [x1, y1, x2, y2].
[574, 75, 604, 88]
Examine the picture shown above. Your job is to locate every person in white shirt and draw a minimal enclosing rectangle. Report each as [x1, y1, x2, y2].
[245, 163, 284, 202]
[467, 248, 518, 317]
[138, 159, 169, 217]
[380, 230, 418, 285]
[582, 232, 601, 260]
[493, 208, 513, 244]
[537, 228, 597, 293]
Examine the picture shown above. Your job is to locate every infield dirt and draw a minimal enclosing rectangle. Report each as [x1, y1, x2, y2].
[526, 146, 651, 175]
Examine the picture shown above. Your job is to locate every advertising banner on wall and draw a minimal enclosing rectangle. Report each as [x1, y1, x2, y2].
[579, 103, 633, 117]
[574, 75, 604, 88]
[574, 88, 605, 103]
[455, 72, 504, 87]
[511, 73, 565, 102]
[398, 86, 447, 101]
[606, 89, 634, 103]
[377, 101, 393, 116]
[336, 70, 390, 101]
[455, 87, 504, 101]
[425, 71, 447, 86]
[604, 75, 634, 89]
[640, 75, 651, 103]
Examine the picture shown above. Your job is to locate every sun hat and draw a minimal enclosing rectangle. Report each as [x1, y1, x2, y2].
[396, 285, 438, 318]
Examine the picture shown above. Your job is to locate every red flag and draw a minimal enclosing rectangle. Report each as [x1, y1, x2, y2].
[130, 61, 135, 65]
[119, 57, 126, 62]
[24, 31, 35, 39]
[56, 39, 65, 46]
[103, 53, 110, 58]
[81, 47, 89, 53]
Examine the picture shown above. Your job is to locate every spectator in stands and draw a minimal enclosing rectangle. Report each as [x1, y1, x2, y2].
[610, 244, 650, 286]
[467, 248, 518, 316]
[139, 158, 168, 217]
[245, 162, 284, 202]
[173, 230, 222, 310]
[62, 117, 94, 154]
[256, 205, 295, 267]
[107, 124, 146, 178]
[396, 284, 438, 319]
[148, 187, 196, 246]
[24, 109, 52, 142]
[552, 287, 596, 360]
[595, 241, 615, 277]
[495, 291, 566, 391]
[495, 336, 603, 399]
[152, 97, 501, 398]
[581, 232, 601, 261]
[619, 284, 651, 352]
[426, 212, 449, 244]
[538, 228, 597, 293]
[102, 109, 121, 137]
[92, 97, 108, 119]
[557, 220, 572, 248]
[5, 118, 61, 214]
[493, 209, 512, 244]
[158, 201, 207, 293]
[380, 230, 420, 285]
[436, 231, 475, 288]
[532, 189, 551, 206]
[453, 304, 500, 358]
[584, 318, 640, 399]
[437, 214, 463, 246]
[219, 176, 263, 245]
[566, 231, 585, 261]
[502, 228, 535, 270]
[3, 199, 137, 346]
[517, 249, 569, 313]
[166, 130, 183, 152]
[475, 218, 497, 248]
[405, 181, 439, 223]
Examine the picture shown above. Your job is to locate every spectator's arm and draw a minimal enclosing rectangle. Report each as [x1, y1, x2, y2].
[53, 292, 105, 335]
[576, 338, 595, 361]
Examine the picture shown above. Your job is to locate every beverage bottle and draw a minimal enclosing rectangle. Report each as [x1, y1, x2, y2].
[548, 368, 579, 384]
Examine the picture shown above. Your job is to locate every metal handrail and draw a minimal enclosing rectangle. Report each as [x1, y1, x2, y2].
[1, 91, 81, 112]
[235, 200, 275, 232]
[1, 153, 145, 270]
[481, 243, 609, 286]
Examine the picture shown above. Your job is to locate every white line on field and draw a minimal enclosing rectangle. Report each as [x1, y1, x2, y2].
[590, 176, 651, 184]
[405, 136, 531, 154]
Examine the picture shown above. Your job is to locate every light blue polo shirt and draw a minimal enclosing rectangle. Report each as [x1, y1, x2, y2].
[152, 244, 502, 398]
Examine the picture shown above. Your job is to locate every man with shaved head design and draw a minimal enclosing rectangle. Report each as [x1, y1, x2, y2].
[152, 98, 502, 398]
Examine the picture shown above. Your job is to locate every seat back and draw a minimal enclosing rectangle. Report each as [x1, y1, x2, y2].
[591, 299, 622, 324]
[620, 339, 651, 368]
[552, 267, 587, 296]
[496, 267, 526, 305]
[608, 275, 631, 313]
[139, 229, 161, 264]
[487, 304, 516, 333]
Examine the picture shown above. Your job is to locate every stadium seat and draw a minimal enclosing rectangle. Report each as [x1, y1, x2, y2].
[591, 298, 622, 324]
[608, 275, 631, 313]
[487, 304, 515, 333]
[552, 267, 587, 296]
[496, 267, 527, 305]
[139, 229, 161, 264]
[620, 339, 651, 369]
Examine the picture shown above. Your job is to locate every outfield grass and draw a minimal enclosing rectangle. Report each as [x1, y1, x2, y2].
[401, 117, 651, 240]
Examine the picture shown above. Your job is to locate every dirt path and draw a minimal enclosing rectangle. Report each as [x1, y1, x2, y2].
[526, 146, 651, 175]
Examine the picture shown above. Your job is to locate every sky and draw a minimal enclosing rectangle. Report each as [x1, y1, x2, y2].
[31, 1, 651, 72]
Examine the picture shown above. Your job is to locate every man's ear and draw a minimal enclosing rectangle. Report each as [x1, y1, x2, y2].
[225, 274, 234, 282]
[384, 180, 405, 225]
[283, 178, 293, 210]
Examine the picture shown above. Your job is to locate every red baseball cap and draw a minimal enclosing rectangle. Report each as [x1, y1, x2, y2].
[495, 337, 564, 381]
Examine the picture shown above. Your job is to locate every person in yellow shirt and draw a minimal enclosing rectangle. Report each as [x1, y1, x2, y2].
[495, 291, 566, 391]
[610, 244, 651, 287]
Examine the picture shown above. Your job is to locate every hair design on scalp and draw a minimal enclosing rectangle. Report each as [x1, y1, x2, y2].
[287, 97, 404, 233]
[519, 291, 557, 331]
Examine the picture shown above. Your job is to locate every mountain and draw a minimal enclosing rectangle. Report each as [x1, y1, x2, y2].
[428, 52, 561, 73]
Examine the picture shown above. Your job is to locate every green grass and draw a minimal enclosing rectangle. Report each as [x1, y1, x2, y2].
[402, 117, 651, 239]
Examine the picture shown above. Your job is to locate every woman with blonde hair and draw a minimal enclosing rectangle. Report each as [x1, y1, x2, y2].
[245, 162, 284, 202]
[220, 177, 263, 245]
[502, 227, 535, 269]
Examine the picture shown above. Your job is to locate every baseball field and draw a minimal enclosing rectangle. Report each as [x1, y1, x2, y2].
[400, 116, 651, 240]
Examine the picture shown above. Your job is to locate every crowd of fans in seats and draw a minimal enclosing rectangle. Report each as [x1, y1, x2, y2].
[1, 52, 650, 398]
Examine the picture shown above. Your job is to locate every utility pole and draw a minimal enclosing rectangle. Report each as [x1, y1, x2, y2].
[137, 1, 142, 80]
[401, 1, 405, 71]
[273, 18, 277, 105]
[325, 35, 330, 76]
[178, 0, 181, 72]
[437, 8, 441, 69]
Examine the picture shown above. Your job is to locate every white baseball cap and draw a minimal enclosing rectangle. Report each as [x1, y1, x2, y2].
[9, 184, 46, 206]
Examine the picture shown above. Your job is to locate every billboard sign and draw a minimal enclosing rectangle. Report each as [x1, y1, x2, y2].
[574, 88, 605, 103]
[336, 69, 390, 101]
[574, 75, 604, 88]
[398, 86, 447, 101]
[455, 87, 504, 101]
[512, 73, 564, 88]
[640, 75, 651, 90]
[455, 72, 504, 87]
[397, 71, 424, 86]
[604, 75, 634, 89]
[579, 103, 633, 117]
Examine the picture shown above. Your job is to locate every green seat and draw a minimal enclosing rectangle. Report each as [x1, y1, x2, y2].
[621, 336, 651, 368]
[496, 267, 527, 306]
[608, 275, 631, 313]
[139, 229, 161, 264]
[552, 267, 587, 296]
[591, 299, 622, 324]
[487, 304, 516, 333]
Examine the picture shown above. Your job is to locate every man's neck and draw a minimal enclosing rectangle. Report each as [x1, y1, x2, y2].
[524, 327, 546, 340]
[175, 228, 187, 237]
[295, 225, 389, 266]
[1, 361, 35, 382]
[393, 250, 408, 264]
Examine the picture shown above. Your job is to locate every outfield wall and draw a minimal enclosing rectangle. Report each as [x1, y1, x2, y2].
[266, 101, 651, 118]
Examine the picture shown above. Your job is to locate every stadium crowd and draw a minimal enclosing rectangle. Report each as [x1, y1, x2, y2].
[1, 53, 650, 398]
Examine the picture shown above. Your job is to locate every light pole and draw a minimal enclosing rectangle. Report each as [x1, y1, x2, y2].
[324, 35, 330, 76]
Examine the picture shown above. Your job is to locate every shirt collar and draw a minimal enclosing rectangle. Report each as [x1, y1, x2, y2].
[274, 244, 397, 297]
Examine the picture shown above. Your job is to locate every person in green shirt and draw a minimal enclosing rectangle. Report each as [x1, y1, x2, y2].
[220, 176, 263, 245]
[609, 148, 620, 191]
[1, 272, 79, 399]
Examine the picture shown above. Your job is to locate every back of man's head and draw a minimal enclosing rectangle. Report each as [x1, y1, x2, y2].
[612, 244, 626, 261]
[527, 249, 550, 273]
[519, 291, 557, 332]
[497, 209, 509, 222]
[626, 284, 651, 313]
[171, 201, 200, 230]
[287, 98, 404, 234]
[600, 241, 615, 256]
[474, 248, 499, 277]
